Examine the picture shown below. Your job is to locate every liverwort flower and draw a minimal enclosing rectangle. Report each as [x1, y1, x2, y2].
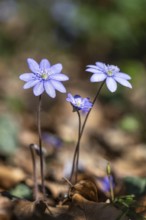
[98, 176, 115, 193]
[19, 58, 69, 97]
[86, 62, 132, 92]
[66, 93, 92, 113]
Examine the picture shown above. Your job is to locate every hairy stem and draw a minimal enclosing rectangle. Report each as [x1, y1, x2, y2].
[74, 111, 81, 182]
[37, 95, 45, 197]
[29, 143, 38, 200]
[69, 110, 81, 183]
[70, 81, 105, 183]
[80, 81, 105, 139]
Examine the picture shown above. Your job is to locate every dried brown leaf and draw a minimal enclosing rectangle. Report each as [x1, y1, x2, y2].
[136, 195, 146, 217]
[0, 196, 12, 220]
[12, 199, 47, 219]
[70, 200, 129, 220]
[0, 165, 25, 189]
[69, 179, 98, 202]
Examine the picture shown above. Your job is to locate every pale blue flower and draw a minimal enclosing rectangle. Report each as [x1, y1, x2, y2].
[66, 93, 92, 113]
[19, 58, 69, 97]
[86, 62, 132, 92]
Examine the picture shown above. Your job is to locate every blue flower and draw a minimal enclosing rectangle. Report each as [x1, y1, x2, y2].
[99, 176, 114, 193]
[86, 62, 132, 92]
[19, 58, 69, 97]
[66, 93, 92, 113]
[42, 132, 62, 149]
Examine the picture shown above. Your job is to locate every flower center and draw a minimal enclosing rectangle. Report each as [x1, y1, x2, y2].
[41, 73, 48, 79]
[76, 99, 82, 107]
[40, 68, 54, 80]
[107, 70, 113, 76]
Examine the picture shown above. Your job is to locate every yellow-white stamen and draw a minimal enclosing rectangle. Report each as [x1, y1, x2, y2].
[76, 99, 82, 107]
[107, 70, 113, 76]
[41, 73, 48, 79]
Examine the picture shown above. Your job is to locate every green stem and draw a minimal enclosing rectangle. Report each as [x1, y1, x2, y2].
[37, 95, 45, 198]
[106, 162, 114, 202]
[108, 174, 114, 202]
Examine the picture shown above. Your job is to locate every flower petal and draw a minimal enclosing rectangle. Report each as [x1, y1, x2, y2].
[49, 73, 69, 81]
[23, 80, 40, 89]
[50, 80, 66, 93]
[40, 59, 51, 70]
[114, 77, 132, 88]
[66, 93, 76, 104]
[33, 81, 44, 96]
[90, 73, 106, 82]
[95, 62, 106, 69]
[44, 81, 56, 98]
[19, 73, 35, 82]
[116, 72, 131, 80]
[27, 58, 40, 73]
[86, 68, 105, 74]
[106, 77, 117, 92]
[86, 65, 99, 69]
[49, 63, 63, 74]
[108, 65, 120, 73]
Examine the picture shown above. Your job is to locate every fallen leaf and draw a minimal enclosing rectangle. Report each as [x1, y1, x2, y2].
[69, 179, 98, 202]
[70, 200, 129, 220]
[0, 165, 26, 189]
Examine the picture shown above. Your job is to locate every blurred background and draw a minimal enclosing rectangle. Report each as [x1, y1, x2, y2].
[1, 0, 146, 199]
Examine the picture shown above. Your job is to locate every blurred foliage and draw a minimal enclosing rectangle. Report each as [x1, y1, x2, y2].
[0, 0, 146, 60]
[0, 114, 19, 156]
[114, 194, 144, 220]
[0, 0, 146, 151]
[5, 96, 25, 112]
[124, 176, 146, 197]
[119, 115, 141, 133]
[10, 183, 32, 199]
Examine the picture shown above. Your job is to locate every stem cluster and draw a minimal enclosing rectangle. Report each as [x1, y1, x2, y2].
[31, 81, 105, 198]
